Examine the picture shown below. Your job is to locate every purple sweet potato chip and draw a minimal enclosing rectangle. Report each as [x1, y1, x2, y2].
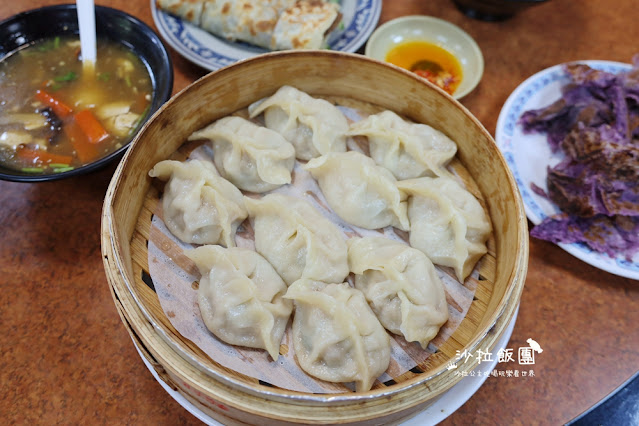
[520, 56, 639, 260]
[531, 215, 639, 260]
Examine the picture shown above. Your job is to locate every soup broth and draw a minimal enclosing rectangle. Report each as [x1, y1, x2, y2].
[0, 36, 153, 173]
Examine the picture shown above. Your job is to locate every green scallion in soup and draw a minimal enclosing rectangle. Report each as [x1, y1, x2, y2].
[0, 36, 153, 173]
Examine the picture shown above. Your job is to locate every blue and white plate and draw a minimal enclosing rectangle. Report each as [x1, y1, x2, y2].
[495, 60, 639, 280]
[150, 0, 382, 71]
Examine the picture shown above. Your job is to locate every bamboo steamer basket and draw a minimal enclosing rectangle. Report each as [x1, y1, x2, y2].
[102, 50, 528, 425]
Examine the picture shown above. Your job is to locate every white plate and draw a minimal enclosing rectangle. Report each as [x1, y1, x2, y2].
[495, 60, 639, 280]
[150, 0, 382, 71]
[134, 306, 519, 425]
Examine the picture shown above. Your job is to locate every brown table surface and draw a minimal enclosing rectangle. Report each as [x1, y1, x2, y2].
[2, 0, 638, 424]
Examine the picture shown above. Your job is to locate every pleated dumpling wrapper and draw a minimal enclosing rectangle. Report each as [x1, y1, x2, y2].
[284, 279, 391, 392]
[148, 159, 247, 247]
[397, 176, 492, 282]
[248, 85, 348, 160]
[346, 110, 458, 180]
[348, 236, 449, 349]
[186, 245, 293, 360]
[244, 193, 349, 286]
[189, 116, 295, 193]
[304, 151, 410, 231]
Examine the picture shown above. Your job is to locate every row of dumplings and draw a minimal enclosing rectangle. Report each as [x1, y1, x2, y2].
[186, 230, 448, 392]
[148, 86, 492, 391]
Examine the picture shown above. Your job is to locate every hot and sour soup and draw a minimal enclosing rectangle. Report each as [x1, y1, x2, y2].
[0, 36, 153, 173]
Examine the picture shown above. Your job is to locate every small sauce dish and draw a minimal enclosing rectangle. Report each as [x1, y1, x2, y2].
[365, 15, 484, 99]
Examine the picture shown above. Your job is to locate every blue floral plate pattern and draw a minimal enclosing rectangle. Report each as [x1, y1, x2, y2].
[150, 0, 382, 71]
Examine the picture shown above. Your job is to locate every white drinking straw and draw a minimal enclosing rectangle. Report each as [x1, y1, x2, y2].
[76, 0, 97, 74]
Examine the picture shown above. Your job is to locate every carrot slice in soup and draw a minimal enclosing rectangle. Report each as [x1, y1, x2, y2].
[35, 89, 73, 119]
[74, 109, 110, 144]
[63, 118, 100, 163]
[16, 146, 73, 166]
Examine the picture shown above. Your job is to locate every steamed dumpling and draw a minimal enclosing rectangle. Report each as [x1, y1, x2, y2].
[303, 151, 409, 230]
[284, 279, 391, 392]
[347, 110, 457, 180]
[347, 237, 449, 349]
[188, 115, 295, 193]
[244, 193, 349, 285]
[397, 176, 492, 282]
[148, 159, 247, 246]
[186, 245, 293, 360]
[248, 85, 348, 160]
